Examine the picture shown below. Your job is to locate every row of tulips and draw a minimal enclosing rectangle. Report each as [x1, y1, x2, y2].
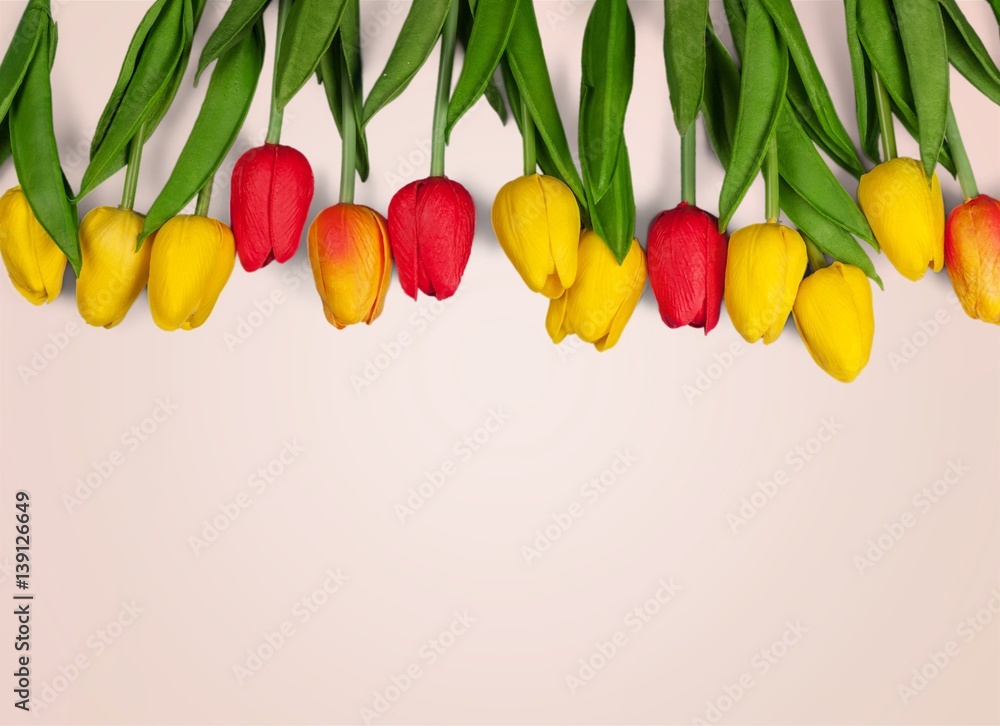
[0, 0, 997, 386]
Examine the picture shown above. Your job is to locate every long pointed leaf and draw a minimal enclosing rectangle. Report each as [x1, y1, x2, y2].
[718, 0, 788, 230]
[274, 0, 347, 109]
[361, 0, 451, 126]
[197, 0, 269, 82]
[447, 0, 518, 137]
[0, 1, 43, 122]
[589, 140, 635, 263]
[844, 0, 880, 163]
[663, 0, 708, 135]
[702, 22, 741, 170]
[140, 22, 264, 244]
[938, 0, 1000, 106]
[9, 19, 80, 273]
[895, 0, 948, 178]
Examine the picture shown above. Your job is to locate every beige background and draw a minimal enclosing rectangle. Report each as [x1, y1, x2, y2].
[1, 1, 998, 723]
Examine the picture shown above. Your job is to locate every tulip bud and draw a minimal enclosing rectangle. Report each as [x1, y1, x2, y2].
[945, 194, 1000, 324]
[857, 157, 944, 281]
[307, 204, 392, 329]
[0, 186, 67, 305]
[491, 174, 580, 298]
[725, 222, 807, 344]
[792, 262, 875, 382]
[387, 176, 475, 300]
[546, 231, 647, 352]
[147, 215, 236, 331]
[230, 143, 314, 272]
[76, 207, 151, 328]
[647, 202, 727, 333]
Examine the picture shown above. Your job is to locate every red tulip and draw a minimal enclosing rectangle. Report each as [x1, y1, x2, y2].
[230, 143, 314, 272]
[647, 202, 728, 333]
[387, 176, 475, 300]
[945, 194, 1000, 324]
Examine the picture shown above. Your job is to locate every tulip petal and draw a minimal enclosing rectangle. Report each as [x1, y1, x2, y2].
[76, 207, 150, 328]
[0, 186, 66, 305]
[598, 239, 647, 352]
[545, 292, 568, 344]
[387, 181, 420, 299]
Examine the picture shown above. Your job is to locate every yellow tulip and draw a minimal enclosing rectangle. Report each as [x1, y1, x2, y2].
[147, 215, 235, 331]
[857, 157, 944, 281]
[308, 203, 392, 329]
[546, 230, 647, 351]
[0, 186, 67, 304]
[76, 206, 150, 328]
[491, 173, 580, 297]
[725, 222, 807, 344]
[792, 262, 875, 383]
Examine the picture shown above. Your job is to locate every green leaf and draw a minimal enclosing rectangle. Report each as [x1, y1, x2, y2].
[759, 0, 864, 176]
[447, 0, 518, 137]
[9, 19, 80, 273]
[702, 22, 741, 170]
[844, 0, 881, 163]
[938, 0, 1000, 106]
[781, 182, 882, 288]
[0, 0, 43, 122]
[589, 140, 635, 263]
[79, 0, 189, 200]
[505, 1, 585, 204]
[274, 0, 348, 110]
[724, 0, 748, 52]
[318, 1, 370, 181]
[0, 116, 9, 168]
[361, 0, 452, 126]
[892, 98, 957, 174]
[197, 0, 269, 82]
[89, 0, 171, 157]
[718, 0, 788, 230]
[663, 0, 708, 135]
[776, 107, 875, 246]
[456, 0, 509, 127]
[894, 0, 948, 178]
[579, 0, 635, 202]
[139, 21, 264, 245]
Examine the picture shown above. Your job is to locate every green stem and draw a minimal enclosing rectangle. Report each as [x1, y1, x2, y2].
[429, 0, 460, 177]
[804, 236, 828, 272]
[764, 137, 779, 222]
[946, 104, 978, 201]
[195, 175, 214, 217]
[119, 120, 147, 211]
[339, 54, 357, 205]
[873, 71, 897, 163]
[266, 0, 291, 145]
[681, 122, 696, 207]
[522, 96, 536, 176]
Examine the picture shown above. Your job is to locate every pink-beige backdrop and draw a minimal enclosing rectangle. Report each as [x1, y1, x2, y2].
[1, 1, 998, 724]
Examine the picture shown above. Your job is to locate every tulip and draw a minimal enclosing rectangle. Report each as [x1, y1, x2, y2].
[308, 204, 392, 329]
[0, 186, 67, 305]
[945, 194, 1000, 324]
[76, 207, 151, 328]
[857, 157, 944, 281]
[230, 143, 314, 272]
[387, 176, 475, 300]
[792, 262, 875, 382]
[725, 222, 807, 344]
[647, 202, 727, 333]
[546, 230, 647, 352]
[147, 215, 235, 331]
[491, 174, 580, 298]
